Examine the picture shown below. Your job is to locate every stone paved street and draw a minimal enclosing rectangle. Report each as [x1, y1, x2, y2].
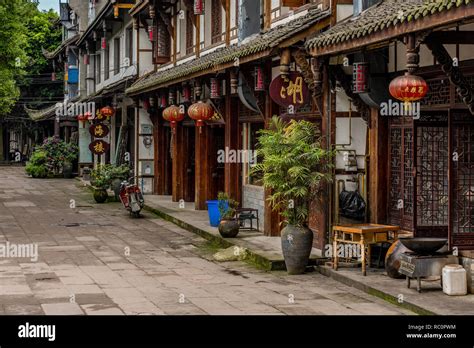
[0, 167, 412, 315]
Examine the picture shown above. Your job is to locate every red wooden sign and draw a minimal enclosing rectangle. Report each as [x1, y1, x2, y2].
[89, 123, 110, 138]
[89, 140, 110, 155]
[269, 72, 310, 109]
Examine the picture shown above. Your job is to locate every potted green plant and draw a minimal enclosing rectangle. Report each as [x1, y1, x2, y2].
[217, 192, 240, 238]
[109, 164, 131, 201]
[25, 149, 48, 178]
[252, 117, 334, 274]
[62, 142, 79, 178]
[90, 165, 111, 203]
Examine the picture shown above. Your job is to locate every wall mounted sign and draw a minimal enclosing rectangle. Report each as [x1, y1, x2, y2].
[89, 123, 109, 138]
[89, 140, 110, 155]
[269, 72, 309, 109]
[352, 62, 369, 94]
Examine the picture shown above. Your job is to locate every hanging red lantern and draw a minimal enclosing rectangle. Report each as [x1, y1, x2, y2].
[143, 98, 150, 111]
[160, 93, 167, 108]
[194, 0, 204, 15]
[389, 72, 428, 103]
[100, 106, 115, 118]
[84, 54, 90, 65]
[84, 111, 94, 122]
[162, 105, 185, 133]
[148, 26, 155, 42]
[182, 84, 191, 102]
[101, 37, 107, 49]
[353, 62, 369, 94]
[188, 101, 213, 132]
[210, 78, 220, 99]
[254, 66, 265, 91]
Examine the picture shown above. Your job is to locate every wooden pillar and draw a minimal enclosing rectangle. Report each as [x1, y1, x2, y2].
[368, 107, 388, 223]
[172, 124, 185, 202]
[224, 93, 240, 202]
[195, 126, 209, 210]
[153, 109, 166, 195]
[263, 60, 281, 236]
[225, 0, 231, 45]
[54, 119, 60, 138]
[309, 65, 333, 250]
[264, 0, 271, 30]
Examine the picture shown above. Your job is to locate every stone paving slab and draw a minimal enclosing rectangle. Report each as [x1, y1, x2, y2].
[0, 167, 413, 315]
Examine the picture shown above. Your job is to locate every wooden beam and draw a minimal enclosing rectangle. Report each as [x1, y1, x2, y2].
[429, 31, 474, 44]
[264, 0, 272, 30]
[310, 5, 474, 57]
[225, 0, 231, 45]
[196, 13, 201, 57]
[172, 125, 185, 202]
[224, 82, 240, 202]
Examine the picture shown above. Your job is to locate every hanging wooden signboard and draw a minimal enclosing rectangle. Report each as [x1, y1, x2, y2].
[269, 72, 310, 109]
[89, 123, 110, 138]
[89, 140, 110, 155]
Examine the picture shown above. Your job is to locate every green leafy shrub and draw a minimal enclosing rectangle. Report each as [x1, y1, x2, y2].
[25, 150, 48, 178]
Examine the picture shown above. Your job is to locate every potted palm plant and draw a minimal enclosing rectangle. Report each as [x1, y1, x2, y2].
[252, 116, 334, 274]
[90, 165, 111, 203]
[217, 192, 240, 238]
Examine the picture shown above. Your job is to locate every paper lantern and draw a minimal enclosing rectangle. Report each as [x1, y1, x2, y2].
[101, 37, 107, 49]
[100, 106, 115, 118]
[389, 73, 428, 103]
[254, 66, 265, 91]
[194, 0, 204, 15]
[210, 78, 220, 99]
[353, 62, 369, 94]
[162, 105, 185, 133]
[188, 101, 213, 132]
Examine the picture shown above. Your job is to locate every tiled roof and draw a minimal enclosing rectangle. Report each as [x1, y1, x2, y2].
[306, 0, 472, 50]
[42, 34, 79, 59]
[126, 7, 330, 95]
[25, 104, 57, 121]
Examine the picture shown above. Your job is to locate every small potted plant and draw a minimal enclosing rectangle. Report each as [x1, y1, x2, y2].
[90, 165, 111, 203]
[252, 117, 334, 274]
[109, 164, 131, 201]
[217, 192, 240, 238]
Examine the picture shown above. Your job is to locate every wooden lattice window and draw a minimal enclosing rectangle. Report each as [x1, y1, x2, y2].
[211, 0, 222, 44]
[153, 16, 171, 64]
[388, 118, 414, 231]
[186, 11, 194, 55]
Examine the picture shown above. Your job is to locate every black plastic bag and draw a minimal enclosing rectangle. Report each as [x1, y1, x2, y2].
[339, 189, 366, 221]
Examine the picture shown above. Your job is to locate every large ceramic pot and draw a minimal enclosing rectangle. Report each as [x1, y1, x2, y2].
[111, 178, 122, 201]
[218, 219, 240, 238]
[63, 161, 73, 178]
[385, 239, 409, 279]
[93, 188, 108, 204]
[281, 225, 313, 275]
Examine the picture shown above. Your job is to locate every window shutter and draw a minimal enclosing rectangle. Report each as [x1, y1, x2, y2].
[154, 16, 171, 64]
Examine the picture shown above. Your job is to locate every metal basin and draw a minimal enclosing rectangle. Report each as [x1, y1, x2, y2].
[399, 238, 447, 255]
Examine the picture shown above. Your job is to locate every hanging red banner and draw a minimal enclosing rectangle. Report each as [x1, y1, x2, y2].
[89, 140, 110, 155]
[89, 123, 110, 138]
[269, 72, 309, 109]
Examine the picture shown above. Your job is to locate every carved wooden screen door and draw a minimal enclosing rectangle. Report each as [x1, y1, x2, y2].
[389, 112, 474, 248]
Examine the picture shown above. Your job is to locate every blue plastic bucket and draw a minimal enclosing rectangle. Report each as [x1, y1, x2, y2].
[206, 200, 228, 227]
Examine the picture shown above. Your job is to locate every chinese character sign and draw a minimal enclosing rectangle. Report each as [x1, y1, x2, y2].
[269, 72, 309, 109]
[89, 140, 110, 155]
[89, 123, 110, 138]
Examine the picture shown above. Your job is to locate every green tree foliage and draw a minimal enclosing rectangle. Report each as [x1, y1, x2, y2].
[0, 0, 61, 116]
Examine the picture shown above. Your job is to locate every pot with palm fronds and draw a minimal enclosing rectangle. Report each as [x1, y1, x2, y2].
[217, 192, 240, 238]
[252, 117, 335, 274]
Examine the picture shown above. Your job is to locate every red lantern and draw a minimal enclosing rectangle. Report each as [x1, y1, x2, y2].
[188, 101, 213, 132]
[194, 0, 204, 15]
[182, 84, 191, 102]
[353, 62, 369, 94]
[254, 66, 265, 91]
[160, 93, 167, 108]
[143, 98, 150, 111]
[210, 78, 220, 99]
[148, 26, 155, 42]
[84, 111, 94, 121]
[101, 37, 107, 49]
[162, 105, 185, 133]
[100, 106, 115, 118]
[389, 73, 428, 103]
